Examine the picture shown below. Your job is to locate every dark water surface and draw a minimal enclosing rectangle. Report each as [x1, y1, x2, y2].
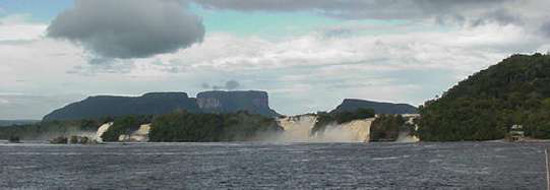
[0, 141, 547, 189]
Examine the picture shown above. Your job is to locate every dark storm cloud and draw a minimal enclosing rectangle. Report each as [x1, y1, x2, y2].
[193, 0, 515, 22]
[47, 0, 205, 59]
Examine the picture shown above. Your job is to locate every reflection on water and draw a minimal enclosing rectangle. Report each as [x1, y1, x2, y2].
[0, 141, 546, 189]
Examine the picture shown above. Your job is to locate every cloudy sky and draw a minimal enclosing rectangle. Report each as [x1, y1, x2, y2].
[1, 0, 549, 119]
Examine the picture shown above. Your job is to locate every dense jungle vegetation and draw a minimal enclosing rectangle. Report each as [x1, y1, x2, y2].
[417, 53, 550, 141]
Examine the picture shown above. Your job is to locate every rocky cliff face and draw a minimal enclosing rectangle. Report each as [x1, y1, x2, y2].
[196, 91, 280, 117]
[43, 92, 200, 121]
[333, 99, 417, 114]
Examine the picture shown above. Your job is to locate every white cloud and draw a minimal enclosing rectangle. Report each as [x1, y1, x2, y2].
[0, 98, 9, 104]
[1, 11, 550, 118]
[194, 0, 550, 28]
[150, 22, 539, 75]
[0, 14, 47, 41]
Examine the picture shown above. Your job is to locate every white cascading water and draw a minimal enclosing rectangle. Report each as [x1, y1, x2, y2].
[95, 122, 113, 142]
[96, 122, 151, 142]
[395, 114, 421, 142]
[118, 124, 151, 142]
[321, 118, 375, 142]
[93, 115, 419, 143]
[276, 114, 318, 142]
[276, 115, 374, 142]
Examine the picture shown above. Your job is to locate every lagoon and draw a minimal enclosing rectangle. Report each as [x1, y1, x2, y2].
[0, 141, 546, 189]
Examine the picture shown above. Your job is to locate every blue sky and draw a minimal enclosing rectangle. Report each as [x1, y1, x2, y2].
[1, 0, 338, 36]
[0, 1, 419, 38]
[0, 0, 73, 21]
[0, 0, 549, 119]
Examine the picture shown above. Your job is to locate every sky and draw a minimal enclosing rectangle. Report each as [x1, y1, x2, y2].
[1, 0, 550, 119]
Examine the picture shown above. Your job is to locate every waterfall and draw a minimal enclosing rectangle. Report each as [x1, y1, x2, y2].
[276, 114, 318, 142]
[95, 122, 113, 142]
[94, 122, 150, 142]
[119, 124, 151, 142]
[276, 115, 374, 142]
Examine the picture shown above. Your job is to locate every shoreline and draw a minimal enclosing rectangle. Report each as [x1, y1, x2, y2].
[4, 139, 550, 145]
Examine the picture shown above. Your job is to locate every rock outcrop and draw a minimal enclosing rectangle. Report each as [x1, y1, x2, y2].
[333, 99, 417, 114]
[197, 91, 280, 117]
[43, 92, 200, 121]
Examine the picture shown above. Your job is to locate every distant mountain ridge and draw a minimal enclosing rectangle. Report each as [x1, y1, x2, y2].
[332, 99, 417, 114]
[0, 120, 40, 127]
[43, 91, 280, 121]
[42, 90, 417, 121]
[43, 92, 200, 121]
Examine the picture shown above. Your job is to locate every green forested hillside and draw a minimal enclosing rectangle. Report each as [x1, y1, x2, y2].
[417, 53, 550, 141]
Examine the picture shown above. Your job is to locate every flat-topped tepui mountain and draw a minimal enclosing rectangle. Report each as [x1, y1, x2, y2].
[197, 90, 280, 117]
[43, 90, 281, 121]
[43, 92, 201, 121]
[42, 89, 420, 121]
[332, 99, 417, 114]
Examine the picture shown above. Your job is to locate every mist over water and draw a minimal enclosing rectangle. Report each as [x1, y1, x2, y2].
[396, 132, 420, 143]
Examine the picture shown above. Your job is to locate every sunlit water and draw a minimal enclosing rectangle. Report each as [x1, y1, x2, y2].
[0, 141, 547, 189]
